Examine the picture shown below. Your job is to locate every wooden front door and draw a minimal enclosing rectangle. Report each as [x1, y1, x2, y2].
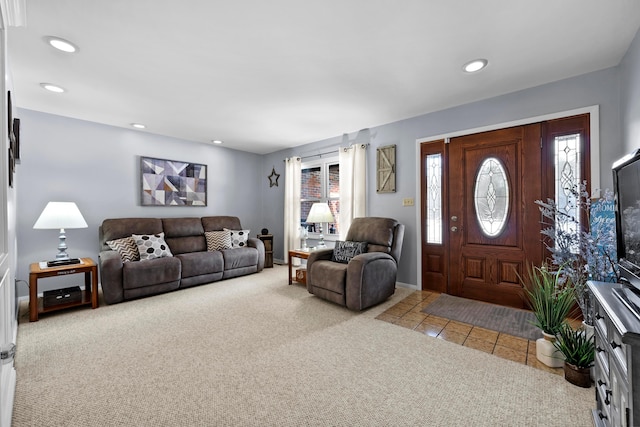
[421, 124, 544, 308]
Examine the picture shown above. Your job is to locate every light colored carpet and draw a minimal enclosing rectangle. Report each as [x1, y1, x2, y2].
[13, 266, 593, 426]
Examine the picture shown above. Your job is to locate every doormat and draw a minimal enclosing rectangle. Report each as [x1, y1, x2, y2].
[422, 294, 542, 341]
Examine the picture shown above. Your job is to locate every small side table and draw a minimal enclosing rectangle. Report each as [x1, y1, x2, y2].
[29, 257, 99, 322]
[257, 234, 273, 268]
[288, 249, 313, 285]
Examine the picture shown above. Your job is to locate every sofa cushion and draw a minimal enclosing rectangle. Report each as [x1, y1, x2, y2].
[345, 217, 398, 254]
[225, 228, 250, 248]
[202, 216, 242, 232]
[122, 256, 181, 290]
[100, 218, 163, 251]
[205, 230, 232, 251]
[221, 247, 259, 270]
[133, 232, 173, 260]
[309, 260, 347, 294]
[332, 241, 368, 264]
[106, 236, 140, 262]
[176, 251, 224, 278]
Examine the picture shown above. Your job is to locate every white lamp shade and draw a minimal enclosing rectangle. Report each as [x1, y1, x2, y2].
[306, 202, 335, 223]
[33, 202, 88, 229]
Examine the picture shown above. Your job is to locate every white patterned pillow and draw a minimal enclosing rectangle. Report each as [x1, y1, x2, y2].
[132, 232, 173, 260]
[106, 236, 140, 262]
[224, 228, 250, 248]
[205, 230, 232, 251]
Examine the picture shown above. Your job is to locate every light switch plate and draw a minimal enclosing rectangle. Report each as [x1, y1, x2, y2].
[402, 198, 414, 207]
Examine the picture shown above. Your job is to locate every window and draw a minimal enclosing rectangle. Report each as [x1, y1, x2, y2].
[301, 158, 340, 237]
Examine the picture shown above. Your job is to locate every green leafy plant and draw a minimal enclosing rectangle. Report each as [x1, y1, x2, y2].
[521, 263, 576, 336]
[553, 323, 595, 368]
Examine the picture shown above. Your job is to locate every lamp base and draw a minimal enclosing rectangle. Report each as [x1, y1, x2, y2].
[47, 258, 81, 268]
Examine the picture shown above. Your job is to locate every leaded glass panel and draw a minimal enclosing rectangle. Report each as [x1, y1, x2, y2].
[426, 154, 442, 244]
[474, 157, 509, 237]
[554, 134, 582, 251]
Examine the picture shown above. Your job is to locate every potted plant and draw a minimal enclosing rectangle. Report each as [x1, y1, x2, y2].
[522, 263, 576, 367]
[553, 322, 595, 387]
[536, 182, 619, 329]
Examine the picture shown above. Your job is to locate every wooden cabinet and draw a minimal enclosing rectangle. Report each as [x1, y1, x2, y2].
[589, 281, 640, 426]
[257, 234, 273, 268]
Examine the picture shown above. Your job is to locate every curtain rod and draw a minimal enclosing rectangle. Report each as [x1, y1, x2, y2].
[283, 143, 369, 162]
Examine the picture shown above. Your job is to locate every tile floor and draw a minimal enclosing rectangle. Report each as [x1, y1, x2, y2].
[376, 289, 565, 376]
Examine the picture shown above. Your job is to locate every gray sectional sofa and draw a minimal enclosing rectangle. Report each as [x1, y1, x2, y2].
[98, 216, 264, 304]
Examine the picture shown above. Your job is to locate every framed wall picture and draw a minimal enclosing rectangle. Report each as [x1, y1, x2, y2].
[140, 156, 207, 206]
[376, 144, 396, 193]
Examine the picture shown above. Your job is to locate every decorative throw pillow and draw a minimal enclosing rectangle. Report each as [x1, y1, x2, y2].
[224, 228, 250, 248]
[332, 241, 368, 264]
[205, 230, 232, 251]
[132, 232, 173, 260]
[106, 236, 140, 263]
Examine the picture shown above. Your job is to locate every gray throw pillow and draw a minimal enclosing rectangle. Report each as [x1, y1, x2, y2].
[332, 241, 368, 264]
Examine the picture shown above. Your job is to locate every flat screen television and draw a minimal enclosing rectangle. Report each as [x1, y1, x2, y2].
[613, 148, 640, 291]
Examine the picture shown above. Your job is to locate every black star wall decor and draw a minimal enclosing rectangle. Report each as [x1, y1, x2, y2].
[268, 167, 280, 187]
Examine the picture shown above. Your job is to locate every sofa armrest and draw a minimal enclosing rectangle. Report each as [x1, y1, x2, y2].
[345, 252, 397, 310]
[247, 237, 265, 271]
[99, 250, 125, 304]
[306, 248, 333, 289]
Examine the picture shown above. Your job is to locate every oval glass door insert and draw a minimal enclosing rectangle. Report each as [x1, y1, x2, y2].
[474, 157, 509, 237]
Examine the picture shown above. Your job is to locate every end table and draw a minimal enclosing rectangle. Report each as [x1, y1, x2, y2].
[29, 257, 99, 322]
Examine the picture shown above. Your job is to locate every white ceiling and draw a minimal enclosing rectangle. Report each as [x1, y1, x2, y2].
[8, 1, 640, 154]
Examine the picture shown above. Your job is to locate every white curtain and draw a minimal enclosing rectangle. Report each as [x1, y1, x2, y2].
[284, 157, 301, 264]
[339, 142, 367, 240]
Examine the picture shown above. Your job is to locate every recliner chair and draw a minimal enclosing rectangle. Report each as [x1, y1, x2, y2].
[306, 217, 405, 310]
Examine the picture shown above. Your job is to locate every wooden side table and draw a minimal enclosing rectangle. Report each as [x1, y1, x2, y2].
[29, 257, 99, 322]
[257, 234, 273, 268]
[288, 249, 313, 285]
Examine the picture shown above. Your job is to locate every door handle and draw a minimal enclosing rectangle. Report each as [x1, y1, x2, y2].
[451, 226, 458, 232]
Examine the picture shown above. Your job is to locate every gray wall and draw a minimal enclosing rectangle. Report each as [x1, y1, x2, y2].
[15, 47, 636, 295]
[263, 66, 625, 288]
[15, 109, 263, 295]
[622, 25, 640, 152]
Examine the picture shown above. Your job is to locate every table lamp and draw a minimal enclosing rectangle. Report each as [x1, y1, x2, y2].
[33, 201, 88, 262]
[306, 202, 335, 247]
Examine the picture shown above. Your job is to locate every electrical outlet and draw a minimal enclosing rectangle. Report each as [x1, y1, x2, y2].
[402, 198, 414, 207]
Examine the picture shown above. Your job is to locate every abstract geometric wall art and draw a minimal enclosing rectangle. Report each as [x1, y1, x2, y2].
[141, 156, 207, 206]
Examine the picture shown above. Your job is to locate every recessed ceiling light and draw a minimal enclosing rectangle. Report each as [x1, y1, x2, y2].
[131, 123, 146, 129]
[212, 140, 223, 144]
[463, 59, 488, 73]
[45, 36, 78, 53]
[40, 83, 66, 93]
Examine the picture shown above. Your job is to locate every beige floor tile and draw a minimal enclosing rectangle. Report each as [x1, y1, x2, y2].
[463, 336, 495, 354]
[375, 313, 400, 323]
[444, 321, 473, 336]
[415, 320, 445, 337]
[400, 292, 426, 304]
[400, 311, 428, 324]
[384, 302, 414, 317]
[468, 326, 499, 343]
[496, 334, 528, 352]
[395, 317, 423, 330]
[493, 345, 527, 364]
[437, 329, 467, 345]
[424, 315, 449, 328]
[526, 356, 564, 375]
